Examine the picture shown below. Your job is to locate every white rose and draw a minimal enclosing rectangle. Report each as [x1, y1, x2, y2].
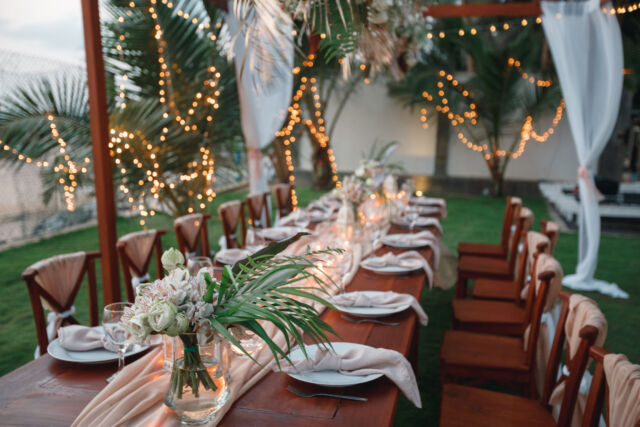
[148, 301, 178, 332]
[165, 313, 189, 337]
[168, 268, 190, 289]
[128, 314, 151, 343]
[355, 166, 365, 178]
[161, 248, 185, 272]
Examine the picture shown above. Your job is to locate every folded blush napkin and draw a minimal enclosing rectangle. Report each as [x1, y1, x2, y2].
[362, 251, 434, 287]
[260, 227, 307, 241]
[58, 325, 120, 352]
[214, 248, 251, 265]
[277, 345, 422, 408]
[329, 291, 428, 325]
[384, 231, 440, 268]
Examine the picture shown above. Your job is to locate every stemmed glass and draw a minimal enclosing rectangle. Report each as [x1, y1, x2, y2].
[103, 302, 133, 382]
[187, 256, 213, 276]
[293, 209, 310, 230]
[404, 206, 419, 233]
[245, 228, 265, 252]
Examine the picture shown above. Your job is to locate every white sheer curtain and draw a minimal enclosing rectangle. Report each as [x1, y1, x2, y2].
[226, 2, 293, 194]
[541, 0, 627, 298]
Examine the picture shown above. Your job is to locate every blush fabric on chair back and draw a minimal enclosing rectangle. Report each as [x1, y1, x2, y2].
[218, 200, 246, 249]
[174, 213, 211, 258]
[273, 183, 294, 219]
[22, 251, 100, 357]
[508, 206, 533, 275]
[543, 293, 608, 427]
[502, 196, 522, 253]
[582, 347, 640, 427]
[245, 192, 271, 229]
[117, 229, 165, 302]
[541, 219, 561, 255]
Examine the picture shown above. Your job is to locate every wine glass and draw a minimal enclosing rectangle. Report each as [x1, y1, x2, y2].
[245, 229, 265, 252]
[404, 206, 419, 233]
[293, 209, 310, 230]
[187, 256, 213, 276]
[103, 302, 133, 382]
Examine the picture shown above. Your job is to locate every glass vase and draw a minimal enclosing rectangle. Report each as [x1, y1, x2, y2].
[163, 333, 231, 425]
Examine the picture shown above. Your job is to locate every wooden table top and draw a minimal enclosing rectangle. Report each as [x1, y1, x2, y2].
[0, 224, 432, 427]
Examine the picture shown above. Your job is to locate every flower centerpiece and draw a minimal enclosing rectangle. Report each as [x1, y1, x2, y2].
[121, 237, 340, 425]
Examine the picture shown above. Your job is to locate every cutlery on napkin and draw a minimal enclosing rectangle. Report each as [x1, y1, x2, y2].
[362, 251, 434, 288]
[58, 325, 120, 352]
[214, 248, 250, 265]
[277, 346, 422, 408]
[329, 291, 428, 326]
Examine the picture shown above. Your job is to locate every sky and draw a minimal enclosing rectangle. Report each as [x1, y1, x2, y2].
[0, 0, 86, 65]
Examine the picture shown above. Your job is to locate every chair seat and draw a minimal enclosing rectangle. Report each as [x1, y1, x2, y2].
[440, 384, 555, 427]
[457, 242, 505, 258]
[452, 300, 525, 335]
[440, 330, 528, 372]
[472, 278, 519, 301]
[458, 255, 512, 278]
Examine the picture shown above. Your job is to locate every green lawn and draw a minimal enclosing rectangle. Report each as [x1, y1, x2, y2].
[1, 190, 638, 426]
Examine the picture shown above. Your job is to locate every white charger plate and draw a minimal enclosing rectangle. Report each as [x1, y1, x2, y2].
[332, 291, 410, 318]
[360, 258, 422, 276]
[392, 217, 436, 228]
[286, 342, 383, 387]
[382, 233, 432, 249]
[47, 326, 149, 364]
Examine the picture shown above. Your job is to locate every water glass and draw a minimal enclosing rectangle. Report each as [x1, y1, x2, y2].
[103, 302, 133, 382]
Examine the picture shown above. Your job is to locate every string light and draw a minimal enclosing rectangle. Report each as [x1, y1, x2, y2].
[507, 57, 553, 87]
[420, 68, 564, 159]
[274, 55, 341, 208]
[0, 139, 49, 168]
[603, 1, 640, 14]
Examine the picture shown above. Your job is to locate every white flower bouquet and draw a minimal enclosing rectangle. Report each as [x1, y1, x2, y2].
[121, 237, 340, 398]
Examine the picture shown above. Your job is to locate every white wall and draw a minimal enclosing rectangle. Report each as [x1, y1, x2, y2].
[297, 78, 580, 183]
[298, 79, 437, 175]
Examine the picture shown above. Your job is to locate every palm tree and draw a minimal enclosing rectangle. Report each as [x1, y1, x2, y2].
[0, 0, 242, 218]
[389, 19, 562, 196]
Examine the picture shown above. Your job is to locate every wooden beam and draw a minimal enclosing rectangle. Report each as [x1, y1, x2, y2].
[81, 0, 122, 305]
[422, 2, 542, 17]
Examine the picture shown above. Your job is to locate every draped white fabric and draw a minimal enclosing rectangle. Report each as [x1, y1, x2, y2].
[226, 1, 294, 193]
[541, 0, 627, 298]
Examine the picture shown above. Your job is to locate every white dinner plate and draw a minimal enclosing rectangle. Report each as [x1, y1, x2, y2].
[215, 248, 251, 265]
[259, 226, 310, 241]
[332, 291, 410, 318]
[382, 233, 432, 249]
[410, 196, 445, 207]
[47, 326, 150, 364]
[360, 258, 422, 276]
[285, 342, 383, 387]
[392, 217, 436, 228]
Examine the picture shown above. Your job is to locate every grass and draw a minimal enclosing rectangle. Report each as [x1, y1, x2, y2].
[0, 189, 638, 426]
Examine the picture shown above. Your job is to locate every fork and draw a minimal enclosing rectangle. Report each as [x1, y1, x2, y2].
[341, 314, 400, 326]
[287, 385, 368, 401]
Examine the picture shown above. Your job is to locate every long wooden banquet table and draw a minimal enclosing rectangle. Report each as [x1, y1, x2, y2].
[0, 223, 433, 427]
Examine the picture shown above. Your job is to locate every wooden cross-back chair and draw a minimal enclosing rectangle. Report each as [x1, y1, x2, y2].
[245, 192, 271, 229]
[441, 266, 558, 397]
[218, 200, 246, 249]
[455, 205, 531, 298]
[451, 236, 557, 337]
[457, 196, 522, 258]
[471, 231, 550, 303]
[22, 251, 100, 355]
[439, 291, 605, 427]
[174, 213, 212, 258]
[117, 229, 166, 302]
[273, 183, 294, 219]
[583, 346, 640, 427]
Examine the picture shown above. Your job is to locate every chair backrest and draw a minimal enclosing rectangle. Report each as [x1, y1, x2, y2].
[540, 219, 560, 255]
[22, 251, 101, 354]
[274, 183, 294, 218]
[245, 192, 271, 229]
[583, 347, 640, 427]
[174, 213, 211, 257]
[117, 229, 165, 302]
[541, 292, 607, 427]
[500, 196, 522, 252]
[508, 206, 533, 274]
[218, 200, 246, 249]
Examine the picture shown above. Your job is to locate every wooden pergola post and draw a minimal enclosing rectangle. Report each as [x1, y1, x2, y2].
[81, 0, 121, 304]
